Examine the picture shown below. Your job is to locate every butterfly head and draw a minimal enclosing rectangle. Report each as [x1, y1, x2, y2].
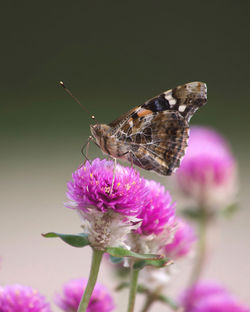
[90, 124, 112, 151]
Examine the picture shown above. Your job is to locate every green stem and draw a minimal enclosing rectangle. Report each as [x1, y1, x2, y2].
[189, 209, 207, 286]
[127, 266, 140, 312]
[77, 248, 104, 312]
[141, 295, 155, 312]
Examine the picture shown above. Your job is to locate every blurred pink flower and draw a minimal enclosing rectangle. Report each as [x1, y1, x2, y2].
[164, 217, 196, 260]
[195, 295, 250, 312]
[179, 281, 229, 309]
[176, 126, 237, 209]
[0, 284, 51, 312]
[179, 281, 250, 312]
[55, 278, 114, 312]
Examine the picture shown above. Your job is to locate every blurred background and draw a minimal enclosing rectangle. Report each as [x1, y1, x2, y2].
[1, 1, 250, 311]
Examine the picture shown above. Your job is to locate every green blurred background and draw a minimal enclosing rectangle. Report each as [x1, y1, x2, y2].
[1, 1, 250, 311]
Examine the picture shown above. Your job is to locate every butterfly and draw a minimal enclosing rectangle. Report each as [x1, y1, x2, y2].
[89, 82, 207, 176]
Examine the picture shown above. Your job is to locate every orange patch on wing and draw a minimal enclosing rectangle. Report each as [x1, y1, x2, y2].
[137, 109, 152, 117]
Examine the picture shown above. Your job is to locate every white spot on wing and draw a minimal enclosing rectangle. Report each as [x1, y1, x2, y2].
[164, 91, 176, 107]
[129, 120, 133, 127]
[169, 98, 177, 106]
[178, 105, 186, 112]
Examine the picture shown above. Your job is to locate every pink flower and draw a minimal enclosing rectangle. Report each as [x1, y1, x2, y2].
[179, 281, 229, 309]
[164, 218, 196, 260]
[0, 284, 51, 312]
[176, 126, 237, 209]
[127, 180, 176, 255]
[66, 158, 148, 216]
[136, 180, 176, 236]
[55, 278, 114, 312]
[66, 159, 149, 249]
[195, 295, 250, 312]
[179, 281, 250, 312]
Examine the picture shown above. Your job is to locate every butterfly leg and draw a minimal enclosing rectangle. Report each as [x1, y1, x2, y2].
[81, 136, 93, 164]
[129, 151, 134, 169]
[110, 157, 117, 195]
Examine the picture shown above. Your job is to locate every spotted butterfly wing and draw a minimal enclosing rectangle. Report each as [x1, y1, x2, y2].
[91, 82, 207, 176]
[143, 81, 207, 121]
[112, 110, 189, 175]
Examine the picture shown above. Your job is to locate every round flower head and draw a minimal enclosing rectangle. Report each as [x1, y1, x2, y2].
[128, 180, 176, 255]
[136, 180, 176, 236]
[179, 281, 229, 309]
[66, 158, 147, 216]
[176, 126, 237, 210]
[66, 159, 148, 249]
[0, 284, 51, 312]
[194, 295, 250, 312]
[55, 278, 114, 312]
[164, 217, 196, 260]
[179, 281, 250, 312]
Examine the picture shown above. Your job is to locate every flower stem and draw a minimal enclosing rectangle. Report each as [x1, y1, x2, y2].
[77, 248, 104, 312]
[141, 295, 154, 312]
[189, 209, 207, 285]
[127, 265, 140, 312]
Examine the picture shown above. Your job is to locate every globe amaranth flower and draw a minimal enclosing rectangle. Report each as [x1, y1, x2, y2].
[176, 126, 237, 210]
[67, 158, 148, 215]
[128, 180, 176, 255]
[179, 281, 250, 312]
[179, 281, 229, 309]
[194, 295, 250, 312]
[164, 217, 196, 260]
[66, 158, 148, 249]
[55, 278, 114, 312]
[136, 180, 176, 236]
[0, 284, 51, 312]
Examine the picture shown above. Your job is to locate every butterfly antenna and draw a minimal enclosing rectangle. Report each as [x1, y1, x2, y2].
[59, 81, 98, 123]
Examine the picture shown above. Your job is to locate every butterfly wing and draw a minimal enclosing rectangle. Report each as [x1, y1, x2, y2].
[143, 81, 207, 121]
[107, 81, 207, 175]
[116, 110, 189, 175]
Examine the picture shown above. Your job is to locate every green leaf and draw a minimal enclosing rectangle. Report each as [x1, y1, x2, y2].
[158, 294, 179, 310]
[115, 266, 130, 279]
[181, 207, 203, 220]
[115, 282, 129, 291]
[109, 255, 123, 264]
[223, 202, 238, 218]
[133, 258, 172, 270]
[42, 232, 90, 248]
[106, 247, 162, 260]
[182, 207, 218, 221]
[115, 282, 149, 294]
[137, 284, 149, 294]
